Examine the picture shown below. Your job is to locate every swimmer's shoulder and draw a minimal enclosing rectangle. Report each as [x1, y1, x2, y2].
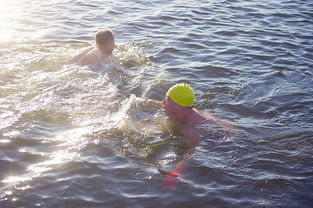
[77, 48, 103, 65]
[69, 46, 93, 64]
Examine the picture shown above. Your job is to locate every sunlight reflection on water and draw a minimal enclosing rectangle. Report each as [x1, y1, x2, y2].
[0, 0, 313, 207]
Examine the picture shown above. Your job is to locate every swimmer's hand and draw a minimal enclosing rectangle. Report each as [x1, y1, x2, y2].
[158, 167, 183, 177]
[159, 166, 184, 187]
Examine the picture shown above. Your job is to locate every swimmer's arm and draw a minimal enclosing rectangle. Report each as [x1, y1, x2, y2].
[69, 46, 93, 64]
[160, 145, 195, 178]
[144, 98, 162, 107]
[160, 129, 198, 179]
[203, 111, 237, 134]
[222, 119, 236, 131]
[215, 117, 237, 135]
[174, 128, 199, 168]
[185, 128, 201, 149]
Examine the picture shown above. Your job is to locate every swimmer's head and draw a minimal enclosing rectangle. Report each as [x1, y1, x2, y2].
[95, 30, 115, 54]
[166, 83, 195, 107]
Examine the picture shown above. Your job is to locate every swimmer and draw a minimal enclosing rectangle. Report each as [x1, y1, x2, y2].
[148, 83, 234, 147]
[146, 84, 235, 180]
[70, 30, 115, 65]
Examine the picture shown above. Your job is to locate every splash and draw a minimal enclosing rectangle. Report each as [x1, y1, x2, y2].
[114, 42, 150, 68]
[118, 94, 166, 134]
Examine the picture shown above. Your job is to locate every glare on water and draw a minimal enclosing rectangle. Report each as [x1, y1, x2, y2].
[0, 0, 312, 207]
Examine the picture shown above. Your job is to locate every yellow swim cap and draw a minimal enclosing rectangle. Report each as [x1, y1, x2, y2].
[166, 83, 195, 107]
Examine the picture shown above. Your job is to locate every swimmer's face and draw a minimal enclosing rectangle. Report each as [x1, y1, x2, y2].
[162, 96, 179, 118]
[98, 39, 115, 55]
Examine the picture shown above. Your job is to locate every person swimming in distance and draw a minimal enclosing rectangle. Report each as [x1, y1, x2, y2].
[146, 83, 235, 179]
[70, 30, 115, 65]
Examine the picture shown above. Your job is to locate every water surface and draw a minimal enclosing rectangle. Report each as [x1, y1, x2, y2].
[1, 0, 313, 207]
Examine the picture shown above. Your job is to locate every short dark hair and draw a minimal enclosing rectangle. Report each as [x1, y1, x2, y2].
[95, 30, 114, 46]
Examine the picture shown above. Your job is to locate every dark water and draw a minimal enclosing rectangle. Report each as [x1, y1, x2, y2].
[1, 0, 313, 207]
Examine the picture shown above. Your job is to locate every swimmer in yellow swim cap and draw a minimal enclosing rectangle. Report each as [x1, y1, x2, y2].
[145, 83, 235, 181]
[162, 83, 195, 122]
[146, 83, 234, 147]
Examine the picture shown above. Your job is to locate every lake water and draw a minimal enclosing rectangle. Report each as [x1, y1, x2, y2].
[0, 0, 313, 207]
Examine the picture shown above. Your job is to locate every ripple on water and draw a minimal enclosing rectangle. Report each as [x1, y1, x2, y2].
[1, 0, 313, 207]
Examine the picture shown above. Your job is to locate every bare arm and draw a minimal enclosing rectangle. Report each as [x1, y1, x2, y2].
[145, 98, 162, 107]
[200, 110, 237, 135]
[160, 127, 199, 180]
